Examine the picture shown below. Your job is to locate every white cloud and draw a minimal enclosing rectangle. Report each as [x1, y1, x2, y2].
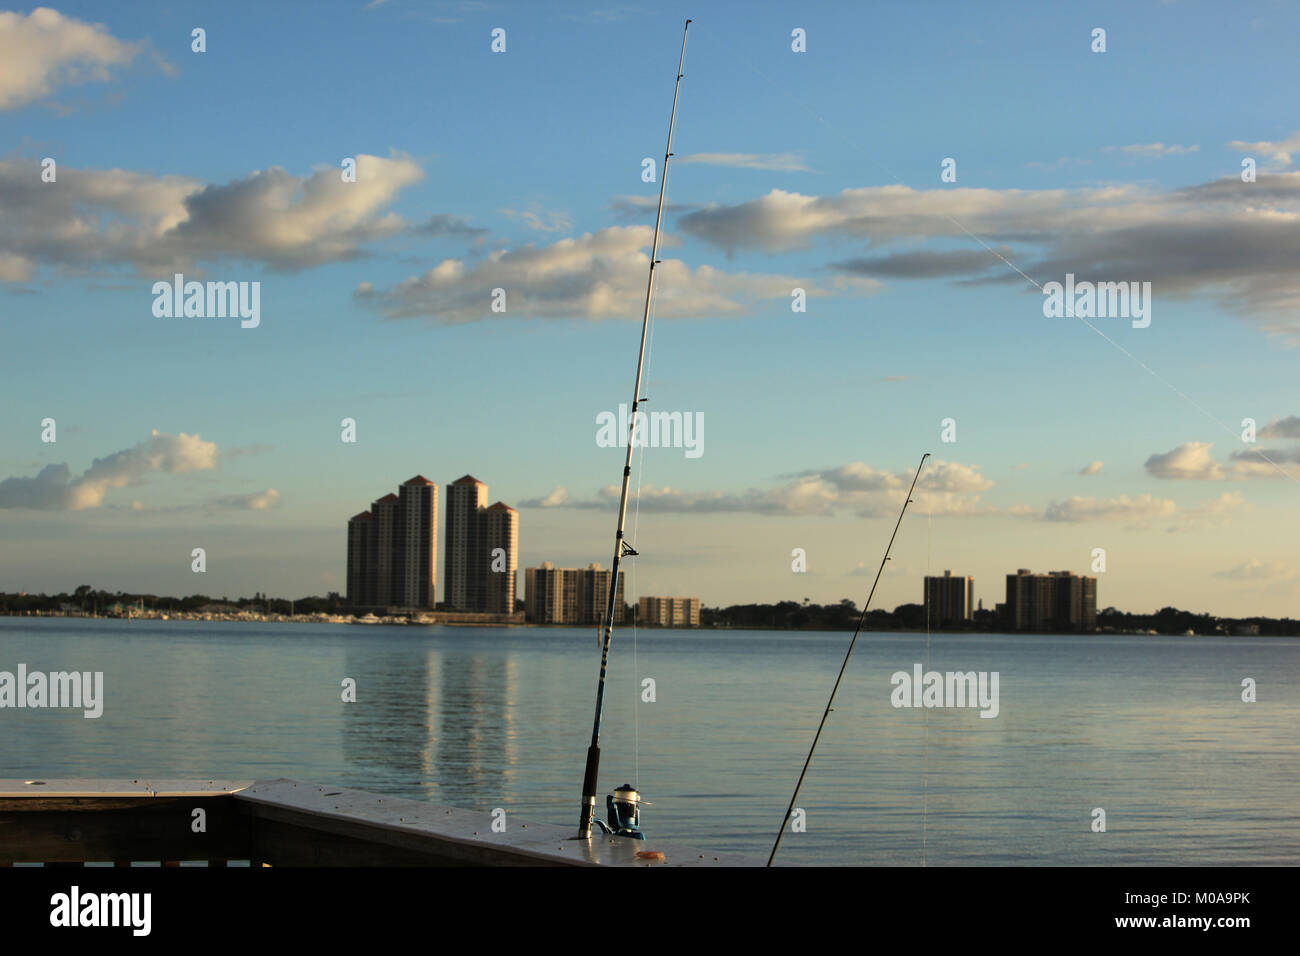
[1145, 442, 1225, 480]
[1227, 132, 1300, 169]
[501, 204, 573, 233]
[1037, 488, 1245, 531]
[520, 486, 570, 508]
[1042, 493, 1178, 524]
[676, 152, 813, 172]
[1080, 460, 1104, 475]
[0, 7, 143, 110]
[1147, 441, 1300, 480]
[211, 488, 281, 510]
[0, 153, 424, 278]
[678, 183, 1126, 254]
[163, 154, 424, 269]
[677, 163, 1300, 341]
[355, 225, 871, 323]
[1110, 143, 1199, 157]
[0, 430, 219, 510]
[525, 459, 995, 518]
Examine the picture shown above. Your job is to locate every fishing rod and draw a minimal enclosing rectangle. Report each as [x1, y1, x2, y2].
[767, 452, 930, 866]
[576, 18, 692, 840]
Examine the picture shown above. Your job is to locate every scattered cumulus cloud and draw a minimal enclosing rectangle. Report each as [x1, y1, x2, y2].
[501, 204, 573, 233]
[1226, 132, 1300, 169]
[0, 430, 219, 510]
[521, 459, 996, 518]
[0, 8, 148, 110]
[210, 488, 281, 511]
[676, 152, 813, 172]
[1147, 441, 1300, 480]
[1259, 415, 1300, 439]
[1033, 488, 1245, 531]
[1080, 460, 1104, 475]
[1108, 143, 1200, 157]
[1146, 442, 1224, 480]
[0, 153, 424, 280]
[1042, 493, 1178, 524]
[520, 486, 570, 508]
[354, 225, 872, 323]
[1229, 446, 1300, 466]
[676, 162, 1300, 342]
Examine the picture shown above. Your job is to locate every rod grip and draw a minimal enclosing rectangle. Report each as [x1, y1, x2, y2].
[582, 744, 601, 800]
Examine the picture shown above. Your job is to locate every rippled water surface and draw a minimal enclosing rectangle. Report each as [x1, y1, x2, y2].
[2, 618, 1297, 865]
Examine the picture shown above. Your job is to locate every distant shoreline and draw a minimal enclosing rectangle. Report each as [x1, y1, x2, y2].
[2, 609, 1292, 638]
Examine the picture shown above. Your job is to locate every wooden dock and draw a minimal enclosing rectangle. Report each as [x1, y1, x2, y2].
[0, 779, 760, 866]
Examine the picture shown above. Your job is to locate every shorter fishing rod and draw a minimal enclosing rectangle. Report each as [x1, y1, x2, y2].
[767, 452, 930, 867]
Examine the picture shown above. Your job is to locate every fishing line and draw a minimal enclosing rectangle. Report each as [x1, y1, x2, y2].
[740, 60, 1299, 486]
[628, 258, 662, 792]
[922, 493, 932, 867]
[625, 29, 689, 794]
[576, 20, 691, 837]
[767, 453, 930, 867]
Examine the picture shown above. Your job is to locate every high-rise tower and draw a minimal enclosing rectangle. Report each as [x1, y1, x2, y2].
[445, 475, 488, 610]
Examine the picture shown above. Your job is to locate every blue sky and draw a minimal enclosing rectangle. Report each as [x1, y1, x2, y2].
[2, 1, 1299, 616]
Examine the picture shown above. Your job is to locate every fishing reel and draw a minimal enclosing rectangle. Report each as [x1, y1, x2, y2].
[592, 784, 646, 840]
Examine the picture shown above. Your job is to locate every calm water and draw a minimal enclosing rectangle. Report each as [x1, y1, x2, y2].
[2, 617, 1297, 865]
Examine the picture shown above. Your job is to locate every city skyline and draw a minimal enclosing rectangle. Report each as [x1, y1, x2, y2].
[2, 3, 1299, 619]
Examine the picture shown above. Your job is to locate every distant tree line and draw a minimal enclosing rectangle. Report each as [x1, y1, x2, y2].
[1095, 606, 1299, 637]
[0, 586, 345, 616]
[4, 589, 1296, 636]
[699, 599, 1300, 636]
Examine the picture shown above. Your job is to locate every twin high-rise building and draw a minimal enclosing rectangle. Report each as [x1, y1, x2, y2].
[346, 474, 517, 613]
[347, 476, 439, 609]
[524, 562, 625, 625]
[1002, 569, 1097, 632]
[923, 570, 974, 626]
[445, 475, 517, 613]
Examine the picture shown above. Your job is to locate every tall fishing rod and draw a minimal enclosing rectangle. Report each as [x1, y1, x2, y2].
[767, 452, 930, 866]
[577, 18, 692, 840]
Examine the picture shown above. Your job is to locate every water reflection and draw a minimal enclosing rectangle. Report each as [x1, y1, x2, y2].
[341, 646, 517, 809]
